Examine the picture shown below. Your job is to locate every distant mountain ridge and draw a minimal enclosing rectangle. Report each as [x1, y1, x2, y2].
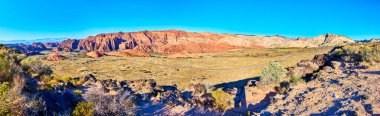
[0, 38, 68, 44]
[2, 30, 356, 55]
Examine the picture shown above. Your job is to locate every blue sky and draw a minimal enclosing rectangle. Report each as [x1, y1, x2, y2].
[0, 0, 379, 40]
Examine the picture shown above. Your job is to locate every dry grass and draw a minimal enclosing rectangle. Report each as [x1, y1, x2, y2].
[33, 47, 332, 90]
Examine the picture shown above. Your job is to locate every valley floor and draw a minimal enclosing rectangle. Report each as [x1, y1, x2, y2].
[35, 47, 331, 90]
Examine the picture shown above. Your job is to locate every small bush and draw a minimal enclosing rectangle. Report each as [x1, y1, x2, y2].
[73, 89, 83, 95]
[82, 88, 136, 115]
[260, 61, 288, 85]
[71, 80, 85, 86]
[59, 76, 71, 82]
[0, 50, 22, 82]
[290, 76, 305, 83]
[21, 58, 52, 77]
[0, 82, 11, 115]
[312, 72, 318, 77]
[211, 88, 234, 111]
[341, 43, 380, 64]
[335, 49, 343, 56]
[72, 102, 94, 116]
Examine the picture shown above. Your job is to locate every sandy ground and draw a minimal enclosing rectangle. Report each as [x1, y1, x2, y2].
[264, 63, 380, 115]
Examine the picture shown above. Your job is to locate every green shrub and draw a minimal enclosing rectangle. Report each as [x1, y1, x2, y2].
[74, 89, 83, 95]
[72, 102, 95, 116]
[0, 50, 22, 82]
[341, 43, 380, 64]
[335, 49, 343, 56]
[59, 76, 71, 82]
[0, 82, 10, 115]
[312, 72, 318, 77]
[211, 88, 234, 111]
[21, 58, 52, 77]
[290, 76, 305, 83]
[260, 61, 288, 85]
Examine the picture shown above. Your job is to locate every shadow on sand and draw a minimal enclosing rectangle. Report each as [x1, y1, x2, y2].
[213, 77, 278, 115]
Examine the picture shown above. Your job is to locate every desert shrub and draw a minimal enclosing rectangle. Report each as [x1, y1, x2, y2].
[48, 79, 60, 85]
[25, 98, 47, 115]
[59, 76, 71, 82]
[0, 50, 22, 82]
[290, 76, 305, 83]
[0, 82, 11, 115]
[72, 102, 95, 116]
[341, 43, 380, 64]
[21, 58, 52, 77]
[73, 89, 83, 95]
[260, 61, 288, 85]
[335, 48, 343, 56]
[82, 88, 136, 115]
[71, 80, 85, 86]
[211, 88, 234, 111]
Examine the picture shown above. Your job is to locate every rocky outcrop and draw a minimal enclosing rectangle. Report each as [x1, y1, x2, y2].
[47, 53, 64, 61]
[78, 34, 125, 52]
[31, 43, 48, 50]
[287, 54, 329, 79]
[44, 42, 59, 48]
[86, 51, 106, 58]
[56, 30, 354, 55]
[57, 39, 79, 52]
[4, 43, 48, 55]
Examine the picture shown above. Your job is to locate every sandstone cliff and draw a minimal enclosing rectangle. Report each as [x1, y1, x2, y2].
[57, 30, 354, 54]
[57, 39, 79, 52]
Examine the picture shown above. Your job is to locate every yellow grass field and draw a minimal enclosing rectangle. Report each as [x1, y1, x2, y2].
[35, 47, 332, 90]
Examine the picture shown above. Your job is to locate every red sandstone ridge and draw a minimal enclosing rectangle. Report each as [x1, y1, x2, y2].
[32, 43, 47, 50]
[58, 39, 79, 52]
[44, 42, 59, 48]
[57, 30, 354, 54]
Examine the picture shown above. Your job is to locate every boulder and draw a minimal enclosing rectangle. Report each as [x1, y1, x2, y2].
[83, 74, 97, 83]
[64, 82, 75, 88]
[86, 51, 106, 58]
[191, 84, 207, 97]
[47, 53, 64, 61]
[126, 79, 157, 94]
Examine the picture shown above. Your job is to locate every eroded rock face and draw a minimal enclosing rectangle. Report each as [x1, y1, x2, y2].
[32, 43, 48, 50]
[44, 42, 60, 48]
[56, 30, 354, 55]
[57, 39, 79, 51]
[78, 34, 124, 52]
[287, 54, 329, 78]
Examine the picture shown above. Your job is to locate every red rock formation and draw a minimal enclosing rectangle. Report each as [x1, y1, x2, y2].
[57, 30, 354, 54]
[78, 33, 124, 52]
[47, 53, 64, 61]
[5, 43, 47, 55]
[44, 42, 59, 48]
[32, 43, 47, 50]
[86, 51, 106, 58]
[58, 39, 79, 51]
